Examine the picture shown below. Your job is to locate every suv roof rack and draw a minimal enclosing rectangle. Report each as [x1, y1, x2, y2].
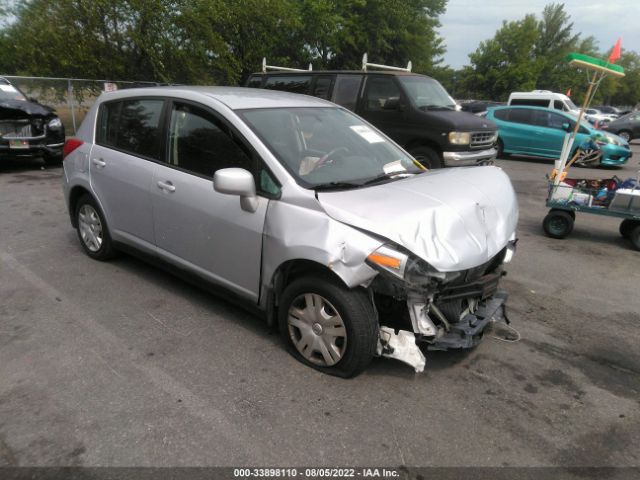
[361, 53, 412, 72]
[262, 57, 312, 73]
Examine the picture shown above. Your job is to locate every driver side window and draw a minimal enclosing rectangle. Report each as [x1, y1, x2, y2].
[365, 77, 401, 111]
[168, 102, 279, 195]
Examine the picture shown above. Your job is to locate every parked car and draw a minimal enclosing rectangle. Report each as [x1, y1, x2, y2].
[0, 77, 65, 165]
[245, 70, 498, 169]
[62, 87, 518, 377]
[593, 105, 622, 116]
[584, 108, 618, 124]
[599, 111, 640, 142]
[508, 90, 580, 115]
[486, 106, 632, 167]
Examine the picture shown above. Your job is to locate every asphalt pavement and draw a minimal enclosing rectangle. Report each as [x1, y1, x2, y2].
[0, 145, 639, 468]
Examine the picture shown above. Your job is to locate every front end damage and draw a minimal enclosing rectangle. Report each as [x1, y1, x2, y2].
[369, 240, 516, 372]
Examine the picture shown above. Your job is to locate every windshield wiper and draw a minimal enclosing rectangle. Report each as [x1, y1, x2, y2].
[312, 181, 362, 191]
[362, 172, 413, 186]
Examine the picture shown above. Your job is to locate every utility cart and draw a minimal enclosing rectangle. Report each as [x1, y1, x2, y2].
[544, 177, 640, 250]
[542, 49, 639, 249]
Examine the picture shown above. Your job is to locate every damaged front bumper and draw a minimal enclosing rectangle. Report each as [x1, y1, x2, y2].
[377, 292, 509, 372]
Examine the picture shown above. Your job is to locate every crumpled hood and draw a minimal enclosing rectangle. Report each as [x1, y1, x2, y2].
[0, 99, 55, 119]
[317, 166, 519, 272]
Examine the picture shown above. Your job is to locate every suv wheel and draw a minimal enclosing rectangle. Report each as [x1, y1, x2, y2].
[409, 146, 442, 169]
[75, 194, 117, 260]
[278, 275, 378, 378]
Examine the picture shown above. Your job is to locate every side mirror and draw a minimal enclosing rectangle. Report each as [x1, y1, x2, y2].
[561, 122, 570, 132]
[213, 168, 258, 213]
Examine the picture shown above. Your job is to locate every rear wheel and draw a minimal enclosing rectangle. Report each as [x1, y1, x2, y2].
[629, 225, 640, 251]
[618, 130, 632, 143]
[75, 194, 117, 260]
[409, 146, 442, 169]
[620, 219, 637, 238]
[278, 274, 378, 378]
[543, 210, 574, 239]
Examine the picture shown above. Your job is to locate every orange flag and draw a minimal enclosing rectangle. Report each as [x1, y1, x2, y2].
[608, 38, 622, 63]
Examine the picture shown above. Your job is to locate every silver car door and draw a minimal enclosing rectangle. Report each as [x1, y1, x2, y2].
[151, 101, 272, 302]
[90, 98, 165, 250]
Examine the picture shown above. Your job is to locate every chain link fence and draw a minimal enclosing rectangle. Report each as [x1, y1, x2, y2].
[1, 76, 159, 135]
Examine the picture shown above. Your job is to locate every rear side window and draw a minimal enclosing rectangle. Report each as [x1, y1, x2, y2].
[553, 100, 564, 110]
[97, 99, 164, 160]
[264, 76, 311, 94]
[510, 98, 550, 107]
[508, 108, 532, 124]
[332, 75, 363, 111]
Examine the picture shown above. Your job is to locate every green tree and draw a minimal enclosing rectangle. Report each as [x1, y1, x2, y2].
[465, 15, 542, 100]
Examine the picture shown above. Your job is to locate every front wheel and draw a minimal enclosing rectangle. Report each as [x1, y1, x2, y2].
[497, 138, 509, 159]
[618, 130, 632, 143]
[278, 275, 378, 378]
[543, 210, 574, 239]
[409, 146, 442, 169]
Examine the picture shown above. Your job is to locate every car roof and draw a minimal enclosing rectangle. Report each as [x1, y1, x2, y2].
[98, 86, 336, 110]
[489, 105, 567, 113]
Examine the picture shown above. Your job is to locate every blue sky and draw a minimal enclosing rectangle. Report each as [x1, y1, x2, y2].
[438, 0, 640, 68]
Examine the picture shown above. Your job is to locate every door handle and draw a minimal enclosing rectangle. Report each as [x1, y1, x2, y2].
[157, 180, 176, 193]
[92, 158, 106, 167]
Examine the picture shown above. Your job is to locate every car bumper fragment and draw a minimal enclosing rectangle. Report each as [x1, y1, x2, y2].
[442, 147, 497, 167]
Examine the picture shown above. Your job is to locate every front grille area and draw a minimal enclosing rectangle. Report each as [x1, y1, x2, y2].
[0, 120, 33, 138]
[470, 131, 497, 149]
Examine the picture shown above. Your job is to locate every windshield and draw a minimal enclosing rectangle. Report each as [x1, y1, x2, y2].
[565, 97, 578, 111]
[398, 76, 456, 110]
[239, 107, 423, 189]
[0, 84, 27, 102]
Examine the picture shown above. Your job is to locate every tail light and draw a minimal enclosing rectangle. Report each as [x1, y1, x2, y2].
[63, 138, 84, 159]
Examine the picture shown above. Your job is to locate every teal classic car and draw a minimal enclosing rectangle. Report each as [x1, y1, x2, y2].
[485, 106, 632, 167]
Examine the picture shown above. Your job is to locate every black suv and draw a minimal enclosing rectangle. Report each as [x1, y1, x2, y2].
[0, 77, 65, 166]
[246, 70, 497, 168]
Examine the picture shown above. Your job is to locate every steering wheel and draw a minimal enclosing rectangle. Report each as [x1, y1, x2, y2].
[316, 147, 349, 168]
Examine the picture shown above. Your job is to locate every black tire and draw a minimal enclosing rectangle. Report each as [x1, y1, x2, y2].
[75, 194, 117, 260]
[497, 138, 509, 158]
[619, 219, 637, 238]
[618, 130, 632, 143]
[542, 210, 574, 239]
[629, 225, 640, 251]
[409, 146, 442, 169]
[278, 274, 378, 378]
[43, 153, 63, 166]
[551, 208, 575, 220]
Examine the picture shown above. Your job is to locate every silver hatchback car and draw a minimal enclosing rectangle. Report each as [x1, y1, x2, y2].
[63, 87, 518, 377]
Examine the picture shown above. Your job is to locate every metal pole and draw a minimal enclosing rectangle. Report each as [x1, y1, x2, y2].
[68, 79, 76, 134]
